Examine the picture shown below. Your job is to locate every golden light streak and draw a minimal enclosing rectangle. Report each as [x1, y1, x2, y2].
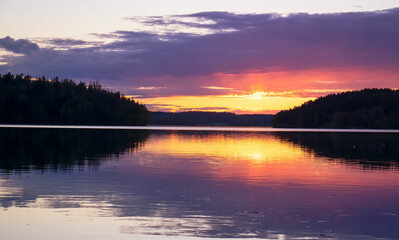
[133, 93, 314, 113]
[202, 86, 234, 90]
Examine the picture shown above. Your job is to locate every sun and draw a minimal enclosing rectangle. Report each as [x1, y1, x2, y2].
[249, 92, 265, 100]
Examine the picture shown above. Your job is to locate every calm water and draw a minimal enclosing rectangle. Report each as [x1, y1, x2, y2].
[1, 128, 399, 239]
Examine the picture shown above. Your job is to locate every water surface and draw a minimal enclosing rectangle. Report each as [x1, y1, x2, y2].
[1, 128, 398, 239]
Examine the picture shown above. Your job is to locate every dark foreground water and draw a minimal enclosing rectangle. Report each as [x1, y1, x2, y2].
[0, 128, 398, 239]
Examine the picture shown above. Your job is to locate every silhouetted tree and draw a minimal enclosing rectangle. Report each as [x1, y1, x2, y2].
[0, 73, 150, 125]
[273, 89, 399, 129]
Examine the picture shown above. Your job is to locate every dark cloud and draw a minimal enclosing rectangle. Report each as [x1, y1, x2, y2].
[1, 8, 399, 96]
[90, 33, 119, 38]
[47, 38, 88, 46]
[0, 36, 40, 54]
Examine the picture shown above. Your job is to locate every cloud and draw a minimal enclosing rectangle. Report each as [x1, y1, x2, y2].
[203, 86, 234, 90]
[178, 107, 230, 112]
[0, 36, 40, 54]
[144, 103, 230, 112]
[47, 38, 88, 46]
[144, 103, 182, 112]
[1, 8, 399, 97]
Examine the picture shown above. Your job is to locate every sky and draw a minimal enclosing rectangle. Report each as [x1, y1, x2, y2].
[1, 0, 399, 113]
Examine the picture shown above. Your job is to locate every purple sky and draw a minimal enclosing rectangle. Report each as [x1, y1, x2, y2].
[1, 8, 399, 112]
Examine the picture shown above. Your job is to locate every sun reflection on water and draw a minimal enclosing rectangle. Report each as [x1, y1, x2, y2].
[127, 132, 399, 188]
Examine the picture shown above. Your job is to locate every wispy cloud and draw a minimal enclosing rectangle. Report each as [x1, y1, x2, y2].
[202, 86, 233, 90]
[47, 38, 88, 46]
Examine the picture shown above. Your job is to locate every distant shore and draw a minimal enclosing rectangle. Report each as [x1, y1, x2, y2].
[149, 111, 273, 126]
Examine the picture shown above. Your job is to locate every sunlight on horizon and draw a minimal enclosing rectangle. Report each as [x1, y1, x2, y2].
[131, 93, 314, 113]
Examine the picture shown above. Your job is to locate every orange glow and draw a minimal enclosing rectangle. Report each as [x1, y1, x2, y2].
[129, 68, 399, 113]
[215, 68, 399, 94]
[134, 94, 314, 113]
[130, 133, 399, 187]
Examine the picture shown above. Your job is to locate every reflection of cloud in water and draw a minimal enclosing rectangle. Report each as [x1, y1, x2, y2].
[120, 215, 233, 237]
[2, 206, 284, 239]
[1, 130, 399, 239]
[0, 179, 22, 208]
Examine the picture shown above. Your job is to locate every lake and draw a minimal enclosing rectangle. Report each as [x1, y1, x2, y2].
[0, 127, 398, 239]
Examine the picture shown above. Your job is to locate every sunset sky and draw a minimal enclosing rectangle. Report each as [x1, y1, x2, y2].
[1, 0, 399, 113]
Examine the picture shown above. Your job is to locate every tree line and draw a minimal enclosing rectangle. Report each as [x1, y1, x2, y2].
[0, 73, 150, 125]
[150, 111, 273, 126]
[272, 88, 399, 129]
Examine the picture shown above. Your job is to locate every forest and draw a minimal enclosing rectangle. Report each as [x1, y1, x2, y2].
[0, 73, 150, 125]
[273, 88, 399, 129]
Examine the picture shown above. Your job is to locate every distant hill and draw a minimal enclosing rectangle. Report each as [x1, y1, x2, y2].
[150, 111, 273, 126]
[273, 88, 399, 129]
[0, 73, 150, 125]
